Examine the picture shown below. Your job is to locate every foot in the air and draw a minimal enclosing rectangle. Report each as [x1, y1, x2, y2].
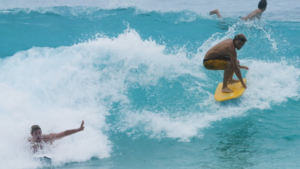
[228, 79, 239, 84]
[222, 87, 233, 93]
[210, 9, 219, 15]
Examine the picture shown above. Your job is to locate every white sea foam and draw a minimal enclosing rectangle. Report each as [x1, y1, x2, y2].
[118, 57, 300, 142]
[0, 24, 299, 168]
[0, 28, 204, 168]
[114, 25, 300, 142]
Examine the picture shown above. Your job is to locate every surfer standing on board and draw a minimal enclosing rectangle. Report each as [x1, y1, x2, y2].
[28, 121, 85, 153]
[203, 34, 249, 93]
[210, 0, 267, 20]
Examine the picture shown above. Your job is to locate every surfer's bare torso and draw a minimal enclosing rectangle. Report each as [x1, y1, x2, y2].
[204, 39, 236, 61]
[27, 134, 55, 153]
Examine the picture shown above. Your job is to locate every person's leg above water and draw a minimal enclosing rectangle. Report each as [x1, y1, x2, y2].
[227, 71, 239, 84]
[210, 9, 222, 18]
[228, 60, 242, 84]
[203, 59, 234, 93]
[222, 60, 235, 93]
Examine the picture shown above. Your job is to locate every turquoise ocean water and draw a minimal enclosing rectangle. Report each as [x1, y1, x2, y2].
[0, 0, 300, 168]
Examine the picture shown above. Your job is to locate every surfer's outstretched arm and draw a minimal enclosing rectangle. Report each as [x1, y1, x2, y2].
[45, 121, 85, 142]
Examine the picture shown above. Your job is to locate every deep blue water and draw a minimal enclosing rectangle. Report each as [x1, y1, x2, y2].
[0, 4, 300, 169]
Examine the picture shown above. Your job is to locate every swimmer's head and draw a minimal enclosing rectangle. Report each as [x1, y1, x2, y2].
[258, 0, 267, 10]
[233, 34, 247, 50]
[31, 125, 42, 142]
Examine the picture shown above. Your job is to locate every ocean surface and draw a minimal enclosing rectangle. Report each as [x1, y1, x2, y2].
[0, 0, 300, 168]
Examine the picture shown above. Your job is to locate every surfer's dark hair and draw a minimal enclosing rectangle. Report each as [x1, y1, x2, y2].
[31, 125, 41, 134]
[233, 34, 247, 42]
[258, 0, 267, 9]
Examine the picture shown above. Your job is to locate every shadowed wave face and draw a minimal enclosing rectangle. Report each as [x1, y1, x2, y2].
[0, 4, 300, 169]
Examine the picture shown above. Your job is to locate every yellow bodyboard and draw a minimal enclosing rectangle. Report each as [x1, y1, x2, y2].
[214, 78, 246, 102]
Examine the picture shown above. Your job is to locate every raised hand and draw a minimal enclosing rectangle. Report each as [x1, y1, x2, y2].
[79, 121, 85, 131]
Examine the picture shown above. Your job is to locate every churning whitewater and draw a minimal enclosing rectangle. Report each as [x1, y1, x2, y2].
[0, 0, 300, 168]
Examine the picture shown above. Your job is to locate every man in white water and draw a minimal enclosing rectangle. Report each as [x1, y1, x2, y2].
[203, 34, 248, 93]
[210, 0, 267, 20]
[28, 121, 85, 153]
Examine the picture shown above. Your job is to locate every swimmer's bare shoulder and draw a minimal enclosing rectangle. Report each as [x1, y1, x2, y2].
[27, 134, 52, 143]
[241, 9, 263, 20]
[27, 137, 33, 142]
